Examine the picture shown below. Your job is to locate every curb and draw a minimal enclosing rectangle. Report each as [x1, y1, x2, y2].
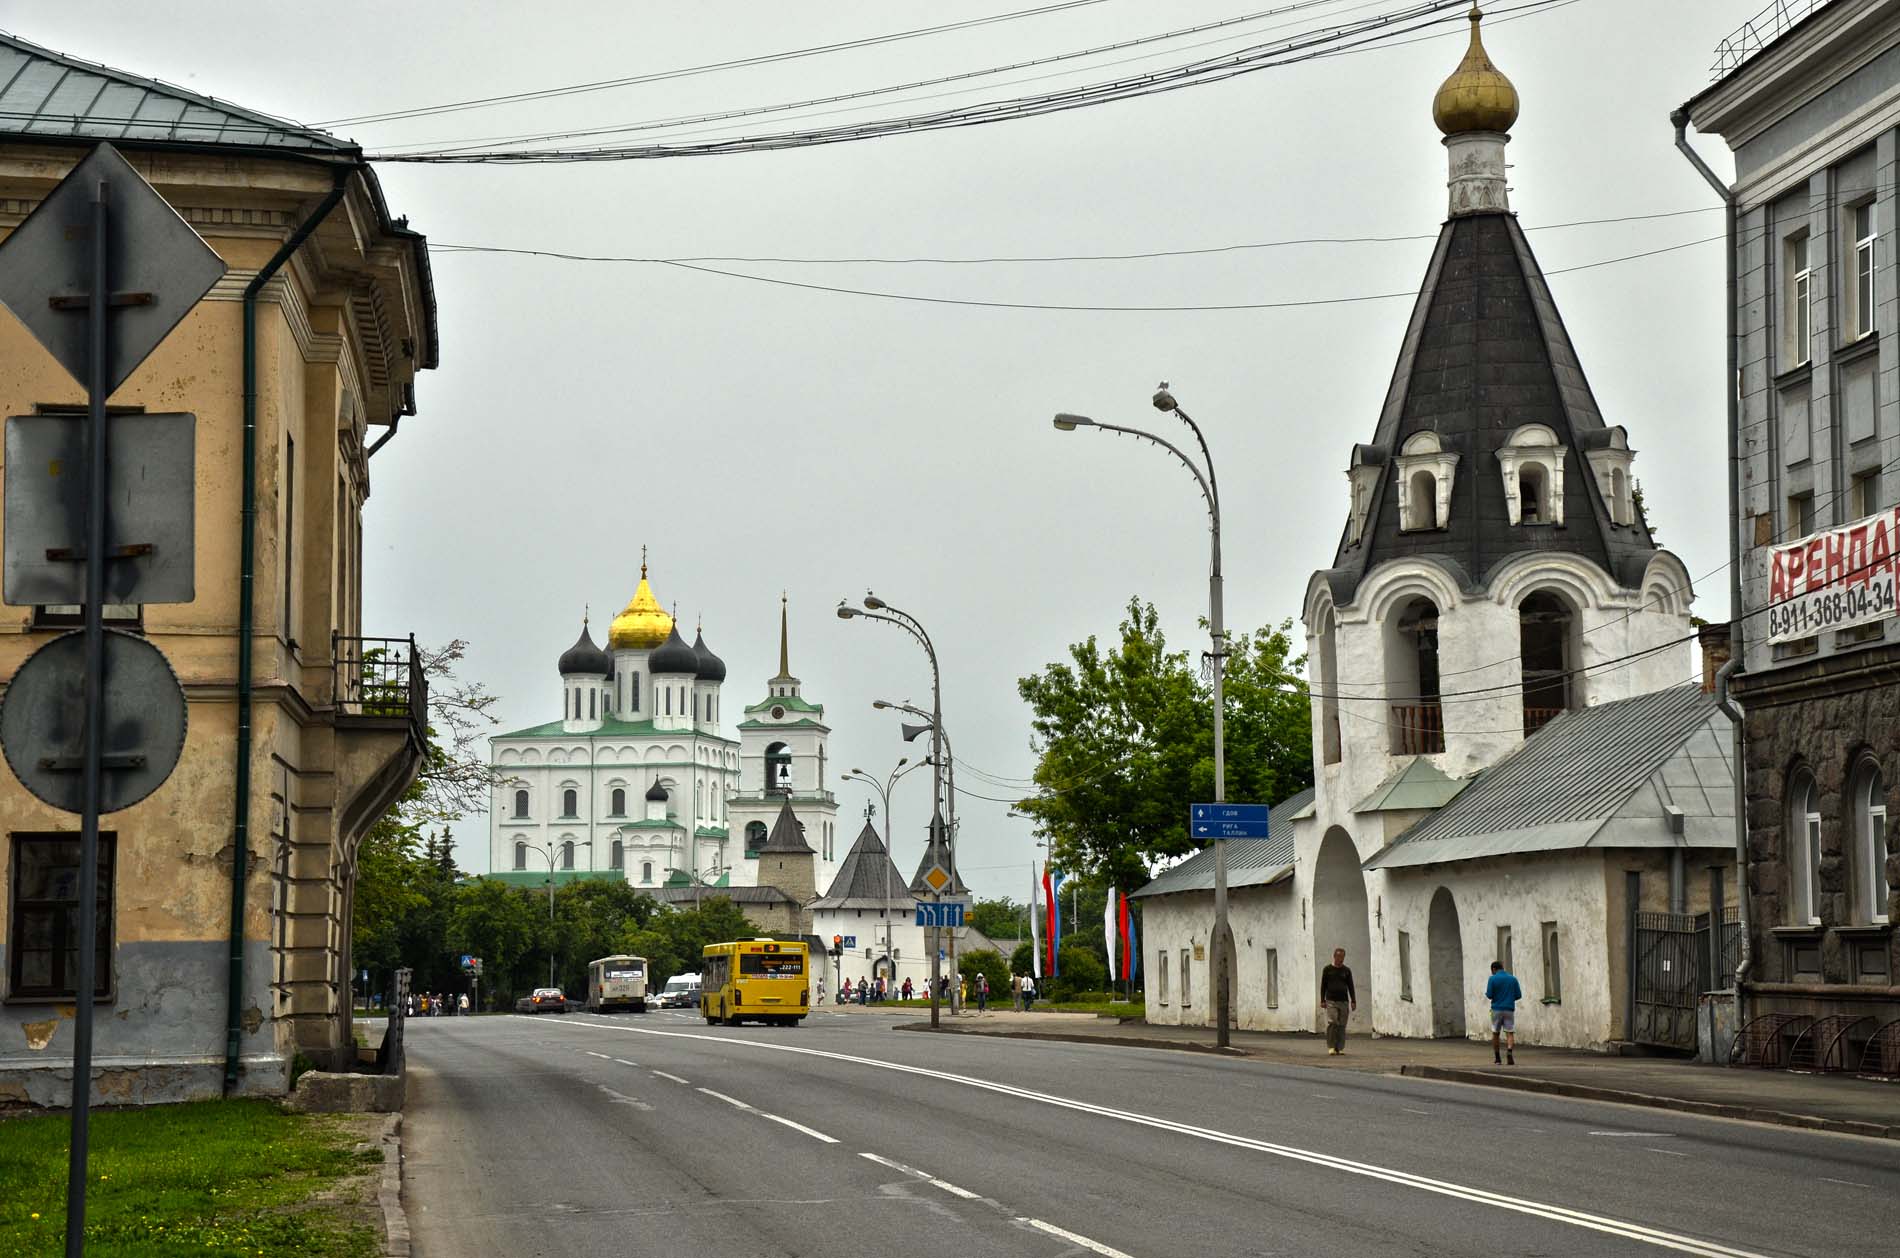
[897, 1022, 1250, 1057]
[1398, 1065, 1900, 1141]
[378, 1113, 410, 1257]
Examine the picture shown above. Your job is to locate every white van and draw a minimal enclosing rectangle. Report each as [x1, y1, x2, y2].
[657, 972, 701, 1008]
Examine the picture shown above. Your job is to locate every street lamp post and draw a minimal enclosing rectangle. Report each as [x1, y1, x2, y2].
[837, 595, 954, 1026]
[1054, 385, 1230, 1046]
[843, 758, 928, 985]
[524, 838, 592, 988]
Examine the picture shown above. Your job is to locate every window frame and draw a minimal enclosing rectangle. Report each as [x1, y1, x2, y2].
[1789, 232, 1814, 368]
[1495, 924, 1514, 975]
[1180, 948, 1192, 1008]
[1397, 930, 1414, 1002]
[1853, 760, 1889, 925]
[8, 832, 117, 1003]
[513, 841, 527, 870]
[1851, 200, 1876, 341]
[561, 787, 579, 819]
[512, 788, 530, 819]
[1157, 950, 1170, 1006]
[1266, 947, 1280, 1009]
[1791, 767, 1823, 925]
[1541, 921, 1562, 1004]
[561, 840, 576, 870]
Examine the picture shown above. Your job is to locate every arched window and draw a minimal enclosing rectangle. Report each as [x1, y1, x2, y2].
[610, 839, 624, 870]
[766, 742, 792, 794]
[1318, 608, 1341, 765]
[1518, 591, 1578, 736]
[561, 840, 575, 870]
[610, 787, 626, 816]
[514, 841, 527, 870]
[665, 687, 672, 715]
[1610, 466, 1629, 525]
[589, 689, 596, 720]
[513, 789, 529, 819]
[629, 671, 641, 712]
[694, 691, 700, 721]
[1790, 769, 1822, 925]
[1385, 597, 1443, 755]
[641, 860, 653, 884]
[1852, 760, 1889, 924]
[745, 821, 769, 856]
[562, 788, 578, 818]
[1406, 470, 1437, 532]
[1519, 463, 1548, 524]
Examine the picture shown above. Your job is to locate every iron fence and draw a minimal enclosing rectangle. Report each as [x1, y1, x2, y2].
[333, 634, 426, 739]
[1710, 0, 1835, 78]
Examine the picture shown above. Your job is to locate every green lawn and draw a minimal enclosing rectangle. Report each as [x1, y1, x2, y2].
[0, 1099, 382, 1257]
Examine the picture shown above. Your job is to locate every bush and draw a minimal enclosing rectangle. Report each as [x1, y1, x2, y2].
[958, 948, 1011, 1000]
[1047, 944, 1106, 1001]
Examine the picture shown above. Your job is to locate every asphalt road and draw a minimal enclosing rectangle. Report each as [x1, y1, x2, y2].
[402, 1009, 1900, 1257]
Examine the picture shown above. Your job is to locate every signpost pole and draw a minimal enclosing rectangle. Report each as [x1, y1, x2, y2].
[65, 176, 111, 1258]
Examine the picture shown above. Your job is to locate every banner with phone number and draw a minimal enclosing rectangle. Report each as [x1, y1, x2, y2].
[1766, 506, 1900, 643]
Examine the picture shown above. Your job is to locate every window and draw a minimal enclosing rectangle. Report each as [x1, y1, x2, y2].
[1852, 470, 1882, 520]
[1398, 931, 1414, 1002]
[1387, 597, 1444, 755]
[1406, 470, 1437, 532]
[1852, 762, 1889, 925]
[1541, 921, 1562, 1003]
[283, 434, 296, 640]
[1180, 948, 1192, 1007]
[745, 821, 769, 857]
[8, 833, 114, 999]
[610, 839, 624, 870]
[665, 687, 672, 715]
[694, 691, 700, 721]
[1266, 948, 1280, 1008]
[641, 861, 653, 884]
[1788, 492, 1814, 540]
[561, 840, 575, 870]
[629, 671, 641, 712]
[1157, 951, 1170, 1005]
[1519, 463, 1547, 524]
[1319, 609, 1341, 765]
[1791, 769, 1822, 924]
[513, 789, 529, 819]
[1790, 234, 1813, 367]
[1495, 924, 1513, 974]
[561, 788, 578, 818]
[1852, 202, 1876, 340]
[610, 787, 626, 817]
[1519, 591, 1578, 736]
[513, 841, 527, 870]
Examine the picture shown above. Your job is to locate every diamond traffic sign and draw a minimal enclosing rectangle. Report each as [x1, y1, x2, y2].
[922, 864, 952, 894]
[0, 143, 226, 397]
[1190, 802, 1269, 840]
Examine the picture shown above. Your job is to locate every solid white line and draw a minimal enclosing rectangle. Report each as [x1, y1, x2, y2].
[1401, 1108, 1431, 1115]
[696, 1087, 753, 1111]
[857, 1151, 977, 1198]
[585, 1050, 612, 1059]
[1647, 1148, 1688, 1158]
[930, 1177, 981, 1199]
[1819, 1177, 1871, 1188]
[1019, 1216, 1137, 1258]
[1590, 1131, 1671, 1138]
[613, 1058, 638, 1066]
[760, 1112, 839, 1144]
[861, 1151, 924, 1175]
[532, 1020, 1768, 1258]
[651, 1070, 689, 1085]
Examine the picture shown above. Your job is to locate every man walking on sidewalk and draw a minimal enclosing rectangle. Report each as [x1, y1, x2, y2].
[1319, 948, 1356, 1055]
[1486, 960, 1522, 1065]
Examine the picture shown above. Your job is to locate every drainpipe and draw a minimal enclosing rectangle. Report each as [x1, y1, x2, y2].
[226, 164, 355, 1094]
[1672, 111, 1751, 1042]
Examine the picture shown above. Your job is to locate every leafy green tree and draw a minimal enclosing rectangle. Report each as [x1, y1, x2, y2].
[968, 897, 1025, 942]
[1009, 940, 1034, 977]
[448, 879, 542, 1003]
[1051, 944, 1107, 1000]
[1016, 597, 1312, 888]
[550, 880, 662, 993]
[618, 897, 757, 990]
[958, 949, 1011, 1001]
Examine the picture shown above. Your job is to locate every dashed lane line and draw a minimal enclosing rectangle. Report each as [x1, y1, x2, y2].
[761, 1113, 840, 1144]
[858, 1153, 983, 1202]
[1020, 1216, 1138, 1258]
[1820, 1177, 1871, 1188]
[536, 1018, 1771, 1258]
[651, 1070, 690, 1085]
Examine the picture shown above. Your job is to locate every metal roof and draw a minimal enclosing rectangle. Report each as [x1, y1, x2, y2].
[760, 800, 815, 855]
[1366, 684, 1734, 870]
[1353, 756, 1468, 813]
[1130, 787, 1313, 900]
[811, 820, 912, 909]
[0, 30, 353, 153]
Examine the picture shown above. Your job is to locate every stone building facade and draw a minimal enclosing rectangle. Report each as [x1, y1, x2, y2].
[1682, 0, 1900, 1043]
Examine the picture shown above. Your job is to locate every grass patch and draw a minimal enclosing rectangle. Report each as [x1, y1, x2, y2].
[1044, 998, 1146, 1018]
[0, 1099, 382, 1257]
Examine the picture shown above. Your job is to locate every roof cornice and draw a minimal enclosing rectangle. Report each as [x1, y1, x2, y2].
[1684, 0, 1900, 145]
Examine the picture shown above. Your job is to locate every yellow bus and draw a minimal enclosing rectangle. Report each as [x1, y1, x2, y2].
[700, 939, 809, 1027]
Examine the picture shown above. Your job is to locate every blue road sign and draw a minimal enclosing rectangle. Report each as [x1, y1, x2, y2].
[915, 901, 966, 927]
[841, 935, 857, 949]
[1190, 802, 1269, 840]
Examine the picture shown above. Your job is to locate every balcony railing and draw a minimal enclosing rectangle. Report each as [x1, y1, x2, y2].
[1390, 702, 1445, 756]
[333, 634, 427, 741]
[1522, 706, 1565, 738]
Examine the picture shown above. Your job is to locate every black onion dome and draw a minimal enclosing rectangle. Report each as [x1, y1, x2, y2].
[648, 624, 698, 674]
[645, 781, 669, 802]
[692, 630, 726, 682]
[557, 622, 610, 676]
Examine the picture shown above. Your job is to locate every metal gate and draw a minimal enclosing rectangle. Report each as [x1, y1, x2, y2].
[1632, 911, 1699, 1049]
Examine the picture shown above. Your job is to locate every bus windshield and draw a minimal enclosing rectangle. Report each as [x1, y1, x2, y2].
[739, 952, 805, 977]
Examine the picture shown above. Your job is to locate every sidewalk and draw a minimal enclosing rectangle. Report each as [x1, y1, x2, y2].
[897, 1011, 1900, 1140]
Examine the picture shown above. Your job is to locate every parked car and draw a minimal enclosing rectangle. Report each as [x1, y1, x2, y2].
[529, 987, 567, 1014]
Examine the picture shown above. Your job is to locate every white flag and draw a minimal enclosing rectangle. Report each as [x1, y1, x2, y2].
[1104, 887, 1119, 981]
[1030, 861, 1043, 980]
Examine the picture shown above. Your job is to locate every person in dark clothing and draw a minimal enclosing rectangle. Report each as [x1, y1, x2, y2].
[1319, 948, 1357, 1055]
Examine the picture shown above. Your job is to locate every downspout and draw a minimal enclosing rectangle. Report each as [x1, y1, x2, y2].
[1672, 111, 1752, 1040]
[226, 164, 355, 1094]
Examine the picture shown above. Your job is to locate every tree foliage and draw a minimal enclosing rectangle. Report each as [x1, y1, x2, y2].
[1016, 597, 1313, 888]
[958, 948, 1012, 999]
[968, 897, 1025, 942]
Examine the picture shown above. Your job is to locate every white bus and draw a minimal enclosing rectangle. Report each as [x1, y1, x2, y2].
[586, 954, 649, 1013]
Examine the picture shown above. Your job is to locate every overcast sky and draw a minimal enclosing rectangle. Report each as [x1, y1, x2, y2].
[23, 0, 1763, 898]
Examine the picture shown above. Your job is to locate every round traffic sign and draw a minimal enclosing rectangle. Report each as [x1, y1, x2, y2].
[0, 628, 187, 814]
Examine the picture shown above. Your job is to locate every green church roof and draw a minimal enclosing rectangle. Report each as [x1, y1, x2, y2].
[493, 715, 738, 743]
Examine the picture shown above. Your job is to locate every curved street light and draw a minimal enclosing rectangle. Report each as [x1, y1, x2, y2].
[841, 756, 930, 982]
[524, 837, 593, 988]
[1053, 383, 1233, 1046]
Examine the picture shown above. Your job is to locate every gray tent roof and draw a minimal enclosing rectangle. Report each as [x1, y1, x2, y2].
[908, 811, 970, 896]
[1366, 684, 1734, 870]
[759, 799, 814, 855]
[813, 820, 911, 909]
[1130, 787, 1313, 900]
[0, 30, 352, 153]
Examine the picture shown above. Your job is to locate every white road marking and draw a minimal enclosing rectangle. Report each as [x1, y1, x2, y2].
[760, 1113, 839, 1144]
[1590, 1132, 1671, 1138]
[1647, 1148, 1688, 1158]
[1020, 1216, 1137, 1258]
[1401, 1108, 1432, 1115]
[861, 1152, 925, 1176]
[613, 1058, 638, 1066]
[585, 1051, 612, 1059]
[651, 1070, 689, 1085]
[536, 1019, 1769, 1258]
[596, 1084, 651, 1111]
[1819, 1177, 1871, 1188]
[858, 1152, 978, 1198]
[697, 1087, 753, 1111]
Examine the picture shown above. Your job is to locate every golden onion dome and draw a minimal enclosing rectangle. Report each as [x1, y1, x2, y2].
[1433, 5, 1518, 136]
[608, 558, 673, 651]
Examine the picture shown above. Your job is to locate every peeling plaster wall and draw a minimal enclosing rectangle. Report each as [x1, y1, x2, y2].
[1140, 886, 1309, 1032]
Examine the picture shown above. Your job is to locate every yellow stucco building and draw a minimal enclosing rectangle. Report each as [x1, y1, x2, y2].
[0, 32, 437, 1103]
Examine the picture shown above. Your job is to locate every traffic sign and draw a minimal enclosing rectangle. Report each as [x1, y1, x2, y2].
[921, 864, 953, 894]
[1190, 802, 1269, 840]
[0, 143, 226, 397]
[459, 956, 482, 974]
[914, 901, 966, 928]
[841, 935, 857, 950]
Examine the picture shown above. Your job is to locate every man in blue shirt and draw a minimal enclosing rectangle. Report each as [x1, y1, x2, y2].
[1485, 960, 1522, 1065]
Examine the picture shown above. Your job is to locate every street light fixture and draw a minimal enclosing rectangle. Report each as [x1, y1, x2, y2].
[842, 757, 928, 986]
[523, 838, 592, 988]
[1052, 383, 1232, 1046]
[836, 592, 957, 1025]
